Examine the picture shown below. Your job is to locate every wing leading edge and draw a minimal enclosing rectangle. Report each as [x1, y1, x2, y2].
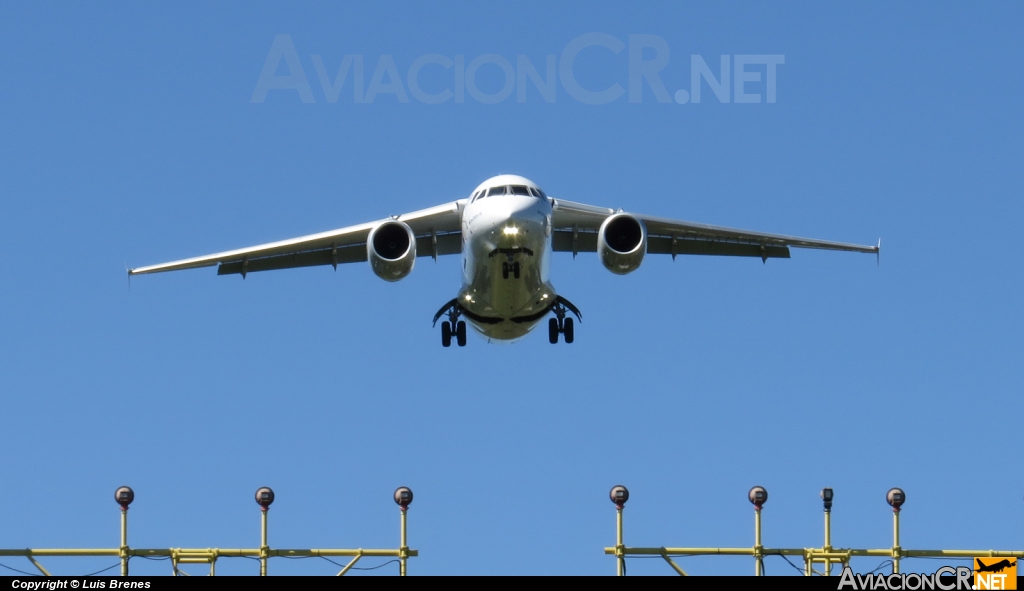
[550, 198, 878, 260]
[128, 200, 466, 277]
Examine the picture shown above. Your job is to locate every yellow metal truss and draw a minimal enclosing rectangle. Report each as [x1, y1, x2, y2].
[0, 490, 416, 576]
[604, 487, 1024, 576]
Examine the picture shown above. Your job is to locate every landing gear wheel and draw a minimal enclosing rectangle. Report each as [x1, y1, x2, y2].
[502, 262, 509, 279]
[441, 321, 452, 347]
[512, 262, 521, 279]
[456, 321, 467, 347]
[548, 318, 559, 344]
[563, 317, 574, 344]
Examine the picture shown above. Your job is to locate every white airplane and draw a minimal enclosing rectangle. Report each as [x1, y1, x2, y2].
[129, 174, 878, 346]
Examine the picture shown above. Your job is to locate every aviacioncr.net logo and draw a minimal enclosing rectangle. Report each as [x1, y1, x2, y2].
[250, 33, 784, 106]
[838, 566, 976, 591]
[974, 558, 1017, 590]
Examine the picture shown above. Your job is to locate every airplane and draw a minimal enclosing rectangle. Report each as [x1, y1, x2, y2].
[128, 174, 879, 346]
[975, 558, 1015, 573]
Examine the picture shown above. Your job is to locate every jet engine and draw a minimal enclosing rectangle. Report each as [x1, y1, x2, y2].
[367, 220, 416, 281]
[597, 213, 646, 275]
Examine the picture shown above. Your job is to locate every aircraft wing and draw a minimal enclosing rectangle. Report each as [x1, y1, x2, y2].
[129, 200, 466, 277]
[550, 198, 878, 260]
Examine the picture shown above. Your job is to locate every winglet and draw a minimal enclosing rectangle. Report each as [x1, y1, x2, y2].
[876, 238, 881, 267]
[125, 263, 131, 290]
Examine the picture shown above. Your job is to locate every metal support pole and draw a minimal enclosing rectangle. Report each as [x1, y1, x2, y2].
[892, 509, 901, 574]
[754, 507, 763, 576]
[616, 506, 625, 576]
[824, 510, 832, 576]
[399, 507, 408, 577]
[119, 506, 129, 576]
[260, 508, 268, 576]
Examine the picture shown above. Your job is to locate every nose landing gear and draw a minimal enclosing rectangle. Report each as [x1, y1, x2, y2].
[489, 247, 531, 280]
[501, 261, 521, 279]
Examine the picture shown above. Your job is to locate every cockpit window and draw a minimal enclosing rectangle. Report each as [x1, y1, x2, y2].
[475, 184, 545, 200]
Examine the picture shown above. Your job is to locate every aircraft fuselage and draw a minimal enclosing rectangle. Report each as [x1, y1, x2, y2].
[458, 175, 555, 342]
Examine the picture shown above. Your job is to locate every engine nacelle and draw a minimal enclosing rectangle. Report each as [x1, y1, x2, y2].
[367, 220, 416, 281]
[597, 213, 646, 275]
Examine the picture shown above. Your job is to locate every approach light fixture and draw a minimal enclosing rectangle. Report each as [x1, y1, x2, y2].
[886, 487, 905, 510]
[609, 485, 629, 508]
[255, 487, 275, 510]
[748, 486, 768, 508]
[394, 487, 413, 509]
[114, 486, 134, 508]
[821, 487, 834, 512]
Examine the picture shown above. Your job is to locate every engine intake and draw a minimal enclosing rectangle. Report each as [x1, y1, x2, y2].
[367, 220, 416, 281]
[597, 213, 646, 275]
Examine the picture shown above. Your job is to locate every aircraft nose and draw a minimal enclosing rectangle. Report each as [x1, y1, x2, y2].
[498, 195, 543, 223]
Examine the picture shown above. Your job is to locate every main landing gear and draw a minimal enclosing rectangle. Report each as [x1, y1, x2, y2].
[548, 317, 573, 344]
[441, 318, 466, 347]
[548, 296, 582, 345]
[432, 298, 466, 347]
[432, 294, 581, 347]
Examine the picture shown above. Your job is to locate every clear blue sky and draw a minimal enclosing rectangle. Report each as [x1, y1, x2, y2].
[1, 2, 1021, 576]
